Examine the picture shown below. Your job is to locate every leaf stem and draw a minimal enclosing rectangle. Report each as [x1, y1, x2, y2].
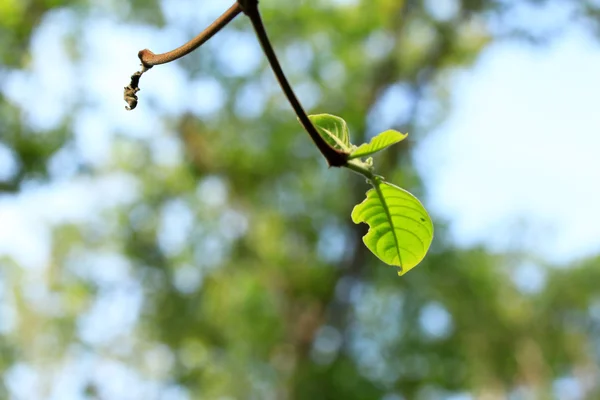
[239, 0, 348, 167]
[345, 159, 377, 181]
[138, 3, 242, 69]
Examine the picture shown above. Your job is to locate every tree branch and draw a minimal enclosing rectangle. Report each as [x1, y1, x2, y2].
[125, 0, 349, 168]
[138, 2, 242, 69]
[124, 2, 242, 110]
[238, 0, 348, 167]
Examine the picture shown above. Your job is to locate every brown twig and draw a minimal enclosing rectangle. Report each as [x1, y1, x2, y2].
[138, 3, 242, 69]
[124, 2, 242, 110]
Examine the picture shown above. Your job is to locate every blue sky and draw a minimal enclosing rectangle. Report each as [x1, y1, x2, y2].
[417, 26, 600, 264]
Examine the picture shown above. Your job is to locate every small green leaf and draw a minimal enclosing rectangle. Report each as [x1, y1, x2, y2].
[349, 130, 407, 159]
[351, 179, 433, 275]
[308, 114, 351, 152]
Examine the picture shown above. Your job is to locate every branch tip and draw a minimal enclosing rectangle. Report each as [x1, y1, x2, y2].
[124, 70, 144, 111]
[138, 49, 155, 70]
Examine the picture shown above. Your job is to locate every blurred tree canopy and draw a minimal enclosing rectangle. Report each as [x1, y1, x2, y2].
[1, 0, 599, 399]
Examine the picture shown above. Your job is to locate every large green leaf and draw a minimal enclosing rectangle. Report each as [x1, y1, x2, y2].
[349, 130, 407, 159]
[351, 179, 433, 275]
[308, 114, 351, 152]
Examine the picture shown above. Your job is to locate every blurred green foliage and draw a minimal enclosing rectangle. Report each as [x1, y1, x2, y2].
[1, 0, 600, 399]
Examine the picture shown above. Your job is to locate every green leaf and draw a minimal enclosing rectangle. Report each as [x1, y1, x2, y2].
[349, 130, 407, 159]
[308, 114, 351, 152]
[351, 179, 433, 275]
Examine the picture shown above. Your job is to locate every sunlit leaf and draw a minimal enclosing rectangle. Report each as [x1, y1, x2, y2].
[308, 113, 351, 152]
[349, 130, 407, 159]
[351, 178, 433, 275]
